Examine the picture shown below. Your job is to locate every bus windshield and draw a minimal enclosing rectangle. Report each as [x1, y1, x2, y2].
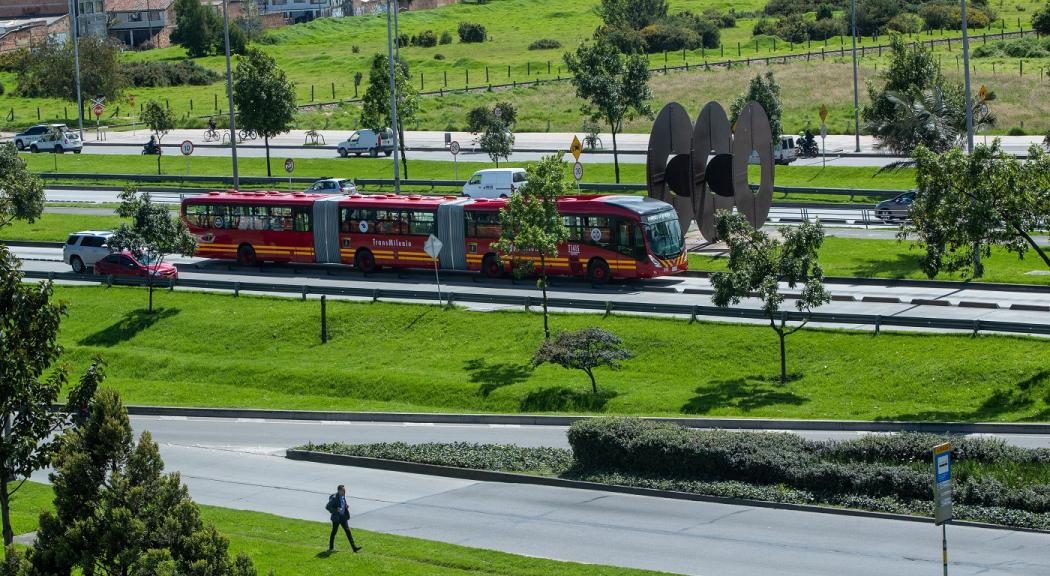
[644, 210, 683, 259]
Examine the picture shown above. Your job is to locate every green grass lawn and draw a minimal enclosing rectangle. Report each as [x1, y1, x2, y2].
[691, 236, 1050, 286]
[4, 213, 127, 242]
[7, 482, 671, 575]
[1, 0, 1045, 134]
[24, 151, 916, 195]
[51, 286, 1050, 422]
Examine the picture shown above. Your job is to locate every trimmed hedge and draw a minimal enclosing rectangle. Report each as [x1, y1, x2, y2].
[301, 441, 572, 475]
[567, 418, 1050, 512]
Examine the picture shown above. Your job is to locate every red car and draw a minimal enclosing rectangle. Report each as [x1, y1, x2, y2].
[93, 251, 179, 280]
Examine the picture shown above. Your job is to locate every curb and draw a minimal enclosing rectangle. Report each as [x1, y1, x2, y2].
[4, 240, 64, 248]
[285, 450, 1050, 535]
[122, 405, 1050, 435]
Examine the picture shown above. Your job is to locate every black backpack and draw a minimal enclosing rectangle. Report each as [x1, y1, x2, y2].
[325, 493, 338, 514]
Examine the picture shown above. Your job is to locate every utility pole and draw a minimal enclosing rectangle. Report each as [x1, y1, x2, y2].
[69, 0, 84, 140]
[145, 0, 153, 48]
[386, 0, 401, 194]
[850, 0, 861, 153]
[222, 0, 240, 189]
[961, 0, 974, 153]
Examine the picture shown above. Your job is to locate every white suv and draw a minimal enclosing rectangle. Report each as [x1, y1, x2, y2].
[64, 231, 114, 273]
[14, 123, 67, 151]
[30, 129, 83, 154]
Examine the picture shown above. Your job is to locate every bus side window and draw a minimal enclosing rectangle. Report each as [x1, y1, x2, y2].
[408, 211, 435, 236]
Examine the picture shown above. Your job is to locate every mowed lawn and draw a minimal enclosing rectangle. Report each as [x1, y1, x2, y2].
[690, 237, 1050, 286]
[7, 482, 670, 576]
[4, 213, 127, 242]
[53, 286, 1050, 421]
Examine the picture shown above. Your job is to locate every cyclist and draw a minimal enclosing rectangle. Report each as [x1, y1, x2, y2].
[208, 116, 217, 133]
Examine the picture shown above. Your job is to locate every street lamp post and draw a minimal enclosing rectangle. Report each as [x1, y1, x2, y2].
[68, 0, 85, 139]
[222, 0, 239, 189]
[850, 0, 861, 153]
[386, 0, 401, 194]
[961, 0, 974, 153]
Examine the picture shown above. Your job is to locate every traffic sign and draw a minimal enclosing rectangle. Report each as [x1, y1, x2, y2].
[570, 135, 583, 161]
[933, 442, 953, 525]
[127, 94, 135, 106]
[284, 158, 294, 173]
[424, 234, 443, 260]
[449, 140, 460, 155]
[819, 104, 828, 123]
[180, 140, 194, 156]
[93, 104, 103, 118]
[573, 161, 584, 182]
[820, 124, 828, 139]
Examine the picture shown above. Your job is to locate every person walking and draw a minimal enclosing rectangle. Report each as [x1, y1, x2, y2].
[326, 484, 362, 553]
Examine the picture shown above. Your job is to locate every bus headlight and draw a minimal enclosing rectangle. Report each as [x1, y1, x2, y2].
[649, 255, 663, 268]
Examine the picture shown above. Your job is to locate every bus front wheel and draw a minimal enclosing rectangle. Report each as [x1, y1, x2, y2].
[587, 258, 611, 286]
[355, 249, 378, 274]
[237, 244, 257, 266]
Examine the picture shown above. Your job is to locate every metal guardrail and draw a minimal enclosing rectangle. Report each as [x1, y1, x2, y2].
[38, 172, 903, 199]
[23, 270, 1050, 337]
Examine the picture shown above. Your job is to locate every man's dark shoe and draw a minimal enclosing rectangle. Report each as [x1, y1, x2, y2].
[352, 546, 362, 553]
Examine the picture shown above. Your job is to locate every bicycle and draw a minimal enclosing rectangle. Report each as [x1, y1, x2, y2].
[238, 129, 257, 141]
[203, 128, 220, 143]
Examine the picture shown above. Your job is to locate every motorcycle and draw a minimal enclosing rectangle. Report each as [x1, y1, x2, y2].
[142, 141, 162, 155]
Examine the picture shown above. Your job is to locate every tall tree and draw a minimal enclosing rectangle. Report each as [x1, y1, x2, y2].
[233, 48, 297, 177]
[730, 71, 784, 143]
[907, 142, 1050, 279]
[12, 37, 124, 102]
[564, 36, 652, 183]
[595, 0, 668, 30]
[478, 108, 514, 167]
[28, 389, 257, 575]
[711, 213, 831, 384]
[109, 188, 197, 312]
[493, 155, 571, 340]
[361, 53, 419, 178]
[0, 142, 44, 228]
[141, 100, 174, 175]
[171, 0, 217, 57]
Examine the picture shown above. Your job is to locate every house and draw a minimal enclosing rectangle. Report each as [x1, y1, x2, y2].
[0, 14, 68, 51]
[0, 0, 68, 19]
[259, 0, 331, 24]
[105, 0, 175, 47]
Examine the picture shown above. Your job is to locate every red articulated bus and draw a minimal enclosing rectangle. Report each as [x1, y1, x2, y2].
[181, 191, 687, 283]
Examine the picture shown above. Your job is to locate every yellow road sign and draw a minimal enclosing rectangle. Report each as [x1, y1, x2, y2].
[570, 135, 583, 161]
[819, 104, 828, 123]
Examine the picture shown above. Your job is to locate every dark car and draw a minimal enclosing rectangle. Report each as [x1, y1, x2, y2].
[875, 191, 916, 222]
[93, 251, 178, 280]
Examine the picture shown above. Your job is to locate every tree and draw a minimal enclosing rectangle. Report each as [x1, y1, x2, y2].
[28, 389, 257, 576]
[141, 100, 174, 175]
[533, 328, 633, 393]
[13, 37, 124, 102]
[711, 213, 831, 385]
[171, 0, 216, 58]
[862, 36, 993, 155]
[0, 142, 44, 228]
[596, 0, 668, 30]
[730, 71, 783, 143]
[476, 105, 515, 167]
[907, 142, 1050, 279]
[0, 248, 105, 550]
[109, 188, 197, 312]
[1033, 2, 1050, 35]
[564, 36, 652, 183]
[233, 48, 297, 177]
[361, 54, 420, 178]
[493, 155, 571, 340]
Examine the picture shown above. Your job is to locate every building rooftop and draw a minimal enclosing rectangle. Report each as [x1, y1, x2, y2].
[104, 0, 174, 12]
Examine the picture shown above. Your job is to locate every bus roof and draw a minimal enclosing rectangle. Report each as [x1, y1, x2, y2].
[185, 191, 331, 205]
[338, 193, 457, 209]
[466, 195, 674, 218]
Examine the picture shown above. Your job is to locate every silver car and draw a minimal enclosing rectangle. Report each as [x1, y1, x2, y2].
[305, 178, 357, 195]
[875, 191, 916, 222]
[29, 129, 83, 154]
[64, 231, 114, 273]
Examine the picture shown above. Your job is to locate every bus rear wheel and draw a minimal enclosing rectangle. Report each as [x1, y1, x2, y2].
[482, 254, 503, 278]
[355, 249, 378, 274]
[587, 258, 611, 285]
[237, 244, 257, 266]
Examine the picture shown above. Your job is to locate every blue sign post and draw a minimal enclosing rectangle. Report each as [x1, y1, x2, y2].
[933, 442, 953, 576]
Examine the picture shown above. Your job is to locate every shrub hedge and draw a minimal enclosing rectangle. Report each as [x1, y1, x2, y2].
[301, 441, 572, 475]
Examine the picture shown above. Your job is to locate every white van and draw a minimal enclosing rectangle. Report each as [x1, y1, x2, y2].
[749, 136, 798, 165]
[462, 168, 527, 199]
[337, 128, 395, 157]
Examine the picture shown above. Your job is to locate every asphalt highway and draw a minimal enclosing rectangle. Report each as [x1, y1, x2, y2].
[27, 415, 1048, 576]
[13, 246, 1050, 335]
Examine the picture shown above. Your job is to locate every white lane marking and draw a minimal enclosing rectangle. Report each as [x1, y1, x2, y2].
[403, 422, 435, 427]
[489, 424, 521, 428]
[159, 416, 188, 421]
[236, 418, 267, 423]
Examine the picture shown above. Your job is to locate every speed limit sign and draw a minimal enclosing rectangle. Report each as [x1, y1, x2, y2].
[449, 140, 461, 155]
[573, 161, 584, 181]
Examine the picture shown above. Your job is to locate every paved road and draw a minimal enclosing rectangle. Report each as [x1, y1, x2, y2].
[28, 415, 1048, 576]
[13, 246, 1050, 334]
